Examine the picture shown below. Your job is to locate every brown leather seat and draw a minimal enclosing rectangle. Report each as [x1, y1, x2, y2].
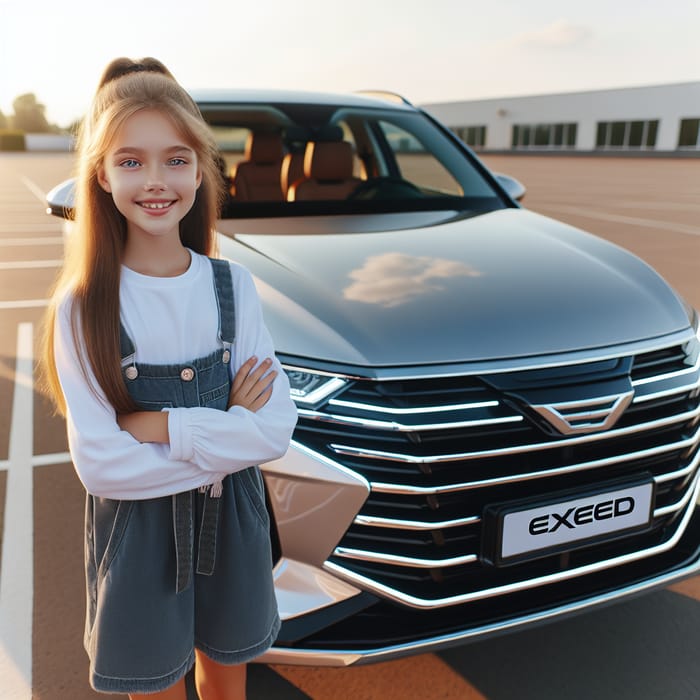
[230, 132, 284, 201]
[286, 141, 362, 201]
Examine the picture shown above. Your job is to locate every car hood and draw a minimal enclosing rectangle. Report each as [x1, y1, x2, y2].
[218, 208, 689, 367]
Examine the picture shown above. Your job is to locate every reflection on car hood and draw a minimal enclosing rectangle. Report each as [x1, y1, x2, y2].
[218, 208, 689, 367]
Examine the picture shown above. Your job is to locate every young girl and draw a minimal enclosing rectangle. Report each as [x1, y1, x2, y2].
[42, 57, 298, 699]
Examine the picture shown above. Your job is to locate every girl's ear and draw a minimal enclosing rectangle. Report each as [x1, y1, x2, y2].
[97, 165, 112, 193]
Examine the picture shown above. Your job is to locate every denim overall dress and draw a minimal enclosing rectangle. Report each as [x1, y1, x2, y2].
[84, 259, 280, 694]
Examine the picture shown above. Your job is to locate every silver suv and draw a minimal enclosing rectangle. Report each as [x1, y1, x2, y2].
[49, 89, 700, 666]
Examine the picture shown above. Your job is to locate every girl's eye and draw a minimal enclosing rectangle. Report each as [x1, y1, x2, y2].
[168, 157, 187, 166]
[119, 159, 140, 168]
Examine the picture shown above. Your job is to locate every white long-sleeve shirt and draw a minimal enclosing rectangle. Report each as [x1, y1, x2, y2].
[54, 251, 298, 500]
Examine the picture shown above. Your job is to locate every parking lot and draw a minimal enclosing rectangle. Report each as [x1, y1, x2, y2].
[0, 152, 699, 699]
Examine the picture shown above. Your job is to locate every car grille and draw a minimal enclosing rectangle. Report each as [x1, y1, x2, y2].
[294, 338, 700, 608]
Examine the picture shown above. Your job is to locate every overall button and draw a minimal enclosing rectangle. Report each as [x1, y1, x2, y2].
[180, 368, 195, 382]
[125, 366, 139, 380]
[222, 350, 231, 364]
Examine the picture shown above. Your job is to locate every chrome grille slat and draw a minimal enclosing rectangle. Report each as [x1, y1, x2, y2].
[329, 405, 700, 464]
[333, 547, 478, 568]
[353, 513, 481, 530]
[632, 380, 700, 403]
[631, 351, 700, 386]
[653, 449, 700, 483]
[328, 398, 499, 414]
[653, 471, 700, 517]
[366, 427, 699, 495]
[297, 408, 523, 432]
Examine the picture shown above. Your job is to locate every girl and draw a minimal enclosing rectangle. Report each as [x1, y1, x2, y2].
[42, 58, 298, 699]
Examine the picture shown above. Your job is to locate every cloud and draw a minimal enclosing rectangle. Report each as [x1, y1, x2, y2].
[344, 252, 481, 307]
[511, 20, 593, 49]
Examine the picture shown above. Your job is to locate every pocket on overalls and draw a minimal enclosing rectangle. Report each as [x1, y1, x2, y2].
[200, 382, 229, 409]
[236, 467, 270, 528]
[91, 497, 134, 578]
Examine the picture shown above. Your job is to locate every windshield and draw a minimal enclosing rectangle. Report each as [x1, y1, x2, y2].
[199, 102, 507, 219]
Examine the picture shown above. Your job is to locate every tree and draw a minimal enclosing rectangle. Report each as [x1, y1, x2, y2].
[12, 93, 50, 133]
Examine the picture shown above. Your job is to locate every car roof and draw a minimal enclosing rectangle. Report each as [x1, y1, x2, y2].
[188, 88, 417, 112]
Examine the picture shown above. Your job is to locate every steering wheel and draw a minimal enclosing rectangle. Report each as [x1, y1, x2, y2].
[348, 177, 424, 200]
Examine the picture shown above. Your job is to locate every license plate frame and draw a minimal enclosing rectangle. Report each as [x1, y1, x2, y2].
[482, 475, 655, 567]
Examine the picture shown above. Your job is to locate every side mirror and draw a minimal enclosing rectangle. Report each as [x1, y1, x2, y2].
[494, 173, 526, 202]
[46, 178, 76, 219]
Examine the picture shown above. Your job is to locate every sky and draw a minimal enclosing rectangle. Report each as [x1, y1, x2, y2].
[0, 0, 698, 128]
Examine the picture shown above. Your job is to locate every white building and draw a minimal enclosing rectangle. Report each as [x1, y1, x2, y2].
[422, 82, 700, 154]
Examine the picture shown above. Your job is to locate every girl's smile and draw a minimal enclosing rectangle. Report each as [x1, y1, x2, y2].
[137, 199, 177, 213]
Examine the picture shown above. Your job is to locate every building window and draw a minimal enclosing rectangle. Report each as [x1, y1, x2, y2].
[451, 125, 487, 148]
[511, 123, 577, 149]
[678, 118, 700, 148]
[595, 120, 659, 149]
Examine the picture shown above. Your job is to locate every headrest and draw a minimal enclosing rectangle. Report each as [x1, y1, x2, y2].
[304, 141, 354, 181]
[244, 132, 283, 164]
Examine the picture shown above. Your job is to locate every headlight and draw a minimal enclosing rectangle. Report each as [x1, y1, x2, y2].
[283, 368, 347, 407]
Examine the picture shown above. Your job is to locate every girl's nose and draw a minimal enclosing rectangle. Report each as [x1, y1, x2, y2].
[144, 179, 166, 192]
[144, 165, 166, 191]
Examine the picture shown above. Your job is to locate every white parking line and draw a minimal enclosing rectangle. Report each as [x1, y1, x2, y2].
[0, 260, 62, 271]
[0, 322, 34, 699]
[0, 300, 49, 310]
[539, 205, 700, 237]
[0, 225, 61, 234]
[32, 453, 71, 467]
[19, 177, 46, 205]
[0, 237, 63, 247]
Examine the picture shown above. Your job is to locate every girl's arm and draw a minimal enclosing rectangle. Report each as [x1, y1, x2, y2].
[54, 298, 228, 499]
[116, 410, 169, 443]
[164, 264, 298, 472]
[116, 354, 277, 441]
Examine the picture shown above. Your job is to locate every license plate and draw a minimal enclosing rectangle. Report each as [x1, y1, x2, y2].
[483, 478, 654, 566]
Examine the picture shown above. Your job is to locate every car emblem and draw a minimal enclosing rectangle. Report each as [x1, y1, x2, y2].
[529, 390, 634, 435]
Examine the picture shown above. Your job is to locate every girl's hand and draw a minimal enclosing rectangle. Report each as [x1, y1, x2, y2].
[228, 356, 277, 413]
[117, 411, 169, 443]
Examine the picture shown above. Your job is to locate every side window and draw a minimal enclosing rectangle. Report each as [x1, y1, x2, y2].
[377, 120, 463, 196]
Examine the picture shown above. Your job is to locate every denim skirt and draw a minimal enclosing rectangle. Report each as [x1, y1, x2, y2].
[84, 468, 280, 694]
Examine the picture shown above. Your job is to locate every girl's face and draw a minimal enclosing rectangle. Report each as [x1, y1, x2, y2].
[97, 109, 202, 246]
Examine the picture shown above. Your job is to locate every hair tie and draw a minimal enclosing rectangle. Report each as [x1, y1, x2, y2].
[98, 57, 172, 89]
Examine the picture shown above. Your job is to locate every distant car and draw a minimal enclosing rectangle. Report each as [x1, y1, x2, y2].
[48, 89, 700, 666]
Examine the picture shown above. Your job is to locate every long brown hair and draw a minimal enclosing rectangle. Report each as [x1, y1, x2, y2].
[42, 57, 224, 415]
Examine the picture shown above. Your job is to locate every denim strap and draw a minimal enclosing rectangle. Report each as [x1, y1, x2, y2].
[173, 486, 224, 592]
[196, 489, 223, 576]
[173, 491, 194, 594]
[119, 321, 136, 364]
[209, 258, 236, 345]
